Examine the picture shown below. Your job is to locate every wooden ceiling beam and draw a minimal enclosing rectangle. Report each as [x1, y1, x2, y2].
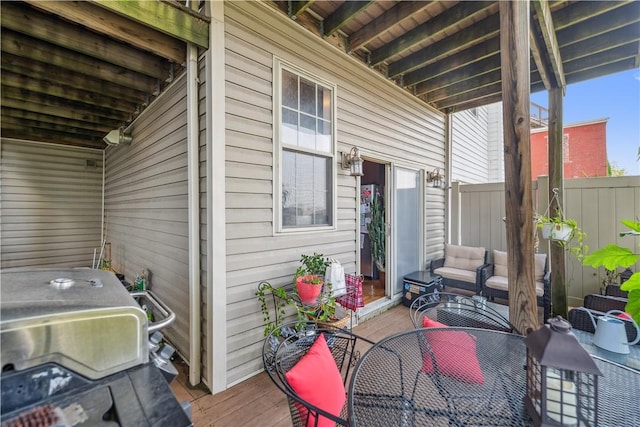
[560, 23, 640, 63]
[1, 108, 116, 133]
[425, 69, 502, 103]
[563, 42, 639, 74]
[413, 53, 500, 95]
[1, 90, 128, 123]
[531, 0, 565, 90]
[2, 2, 171, 80]
[91, 0, 209, 48]
[2, 94, 126, 124]
[348, 1, 435, 53]
[552, 0, 633, 31]
[322, 1, 374, 37]
[1, 30, 159, 94]
[1, 54, 147, 104]
[556, 2, 640, 48]
[405, 37, 500, 87]
[432, 81, 502, 111]
[1, 71, 137, 114]
[564, 57, 638, 85]
[1, 116, 105, 140]
[26, 0, 187, 63]
[387, 13, 500, 78]
[370, 1, 494, 66]
[289, 1, 315, 19]
[0, 128, 105, 150]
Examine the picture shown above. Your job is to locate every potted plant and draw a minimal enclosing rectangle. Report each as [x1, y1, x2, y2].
[536, 210, 588, 261]
[367, 192, 385, 278]
[583, 219, 640, 324]
[294, 253, 330, 304]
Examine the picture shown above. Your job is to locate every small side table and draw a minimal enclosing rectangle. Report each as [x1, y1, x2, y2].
[402, 271, 443, 307]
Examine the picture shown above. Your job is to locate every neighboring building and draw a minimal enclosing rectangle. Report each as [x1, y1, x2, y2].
[530, 118, 608, 179]
[459, 102, 609, 183]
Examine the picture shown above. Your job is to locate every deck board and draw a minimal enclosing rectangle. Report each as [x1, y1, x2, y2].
[171, 302, 413, 426]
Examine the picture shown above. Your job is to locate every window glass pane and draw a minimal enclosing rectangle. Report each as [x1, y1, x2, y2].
[282, 70, 298, 109]
[300, 78, 316, 115]
[299, 113, 316, 150]
[317, 119, 331, 153]
[282, 108, 298, 146]
[317, 86, 331, 120]
[282, 150, 332, 228]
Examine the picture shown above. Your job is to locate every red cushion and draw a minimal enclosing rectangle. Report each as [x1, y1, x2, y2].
[618, 312, 632, 320]
[421, 317, 485, 384]
[284, 334, 346, 427]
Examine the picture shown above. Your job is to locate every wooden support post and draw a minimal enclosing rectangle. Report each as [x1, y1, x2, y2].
[548, 86, 567, 317]
[500, 0, 538, 335]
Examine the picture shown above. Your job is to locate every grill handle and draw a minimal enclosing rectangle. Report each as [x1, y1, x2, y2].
[130, 290, 176, 333]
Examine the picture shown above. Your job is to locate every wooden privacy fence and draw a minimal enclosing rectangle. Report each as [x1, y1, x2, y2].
[450, 176, 640, 306]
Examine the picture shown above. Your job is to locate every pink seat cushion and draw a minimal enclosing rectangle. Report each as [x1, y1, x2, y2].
[284, 334, 346, 427]
[421, 317, 485, 384]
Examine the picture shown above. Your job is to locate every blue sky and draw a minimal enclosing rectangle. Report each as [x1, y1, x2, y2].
[530, 68, 640, 176]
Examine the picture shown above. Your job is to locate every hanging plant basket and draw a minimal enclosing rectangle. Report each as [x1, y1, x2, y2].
[540, 223, 554, 239]
[549, 223, 573, 242]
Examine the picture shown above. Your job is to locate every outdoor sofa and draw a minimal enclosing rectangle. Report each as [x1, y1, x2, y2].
[430, 244, 489, 295]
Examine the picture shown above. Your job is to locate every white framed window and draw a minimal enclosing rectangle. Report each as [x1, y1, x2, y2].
[274, 60, 336, 232]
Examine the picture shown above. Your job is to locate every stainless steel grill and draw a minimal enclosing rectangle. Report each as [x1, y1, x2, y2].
[1, 268, 191, 426]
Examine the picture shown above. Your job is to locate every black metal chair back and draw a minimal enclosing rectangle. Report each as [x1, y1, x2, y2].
[409, 291, 520, 335]
[262, 321, 375, 427]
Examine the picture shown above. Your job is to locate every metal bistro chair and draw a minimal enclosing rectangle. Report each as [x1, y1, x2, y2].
[410, 291, 520, 335]
[262, 321, 375, 427]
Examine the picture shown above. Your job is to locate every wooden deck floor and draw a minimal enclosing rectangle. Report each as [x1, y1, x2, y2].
[170, 302, 413, 427]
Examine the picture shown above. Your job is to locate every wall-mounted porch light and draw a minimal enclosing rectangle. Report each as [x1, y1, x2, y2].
[103, 128, 132, 146]
[427, 168, 444, 188]
[342, 146, 364, 177]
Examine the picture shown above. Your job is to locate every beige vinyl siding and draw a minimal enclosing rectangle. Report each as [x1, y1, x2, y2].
[451, 107, 489, 184]
[0, 140, 103, 269]
[224, 1, 446, 385]
[486, 102, 505, 182]
[104, 74, 190, 361]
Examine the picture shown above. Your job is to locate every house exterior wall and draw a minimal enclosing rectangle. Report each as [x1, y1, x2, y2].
[531, 119, 608, 179]
[103, 74, 191, 362]
[222, 1, 446, 386]
[486, 102, 505, 182]
[450, 107, 489, 184]
[0, 140, 103, 268]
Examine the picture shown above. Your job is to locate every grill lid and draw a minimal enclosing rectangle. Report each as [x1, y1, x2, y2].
[1, 268, 148, 379]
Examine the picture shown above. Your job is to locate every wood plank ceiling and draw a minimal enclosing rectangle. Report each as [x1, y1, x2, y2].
[1, 0, 209, 149]
[267, 0, 639, 111]
[1, 1, 639, 150]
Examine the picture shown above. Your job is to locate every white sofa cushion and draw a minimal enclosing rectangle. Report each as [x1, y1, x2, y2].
[433, 267, 476, 283]
[485, 275, 545, 297]
[493, 250, 508, 277]
[443, 244, 486, 272]
[493, 250, 547, 283]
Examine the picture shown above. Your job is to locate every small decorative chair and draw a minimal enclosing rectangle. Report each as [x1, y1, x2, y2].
[262, 321, 375, 427]
[409, 291, 519, 334]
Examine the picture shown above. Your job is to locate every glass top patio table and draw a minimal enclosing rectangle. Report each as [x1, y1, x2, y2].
[347, 327, 640, 427]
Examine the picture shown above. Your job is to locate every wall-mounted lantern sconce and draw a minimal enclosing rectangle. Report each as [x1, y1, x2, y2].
[427, 168, 445, 188]
[342, 146, 364, 177]
[103, 128, 132, 146]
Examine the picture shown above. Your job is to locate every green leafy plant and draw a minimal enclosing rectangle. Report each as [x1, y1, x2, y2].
[298, 253, 331, 277]
[367, 193, 385, 272]
[257, 253, 336, 336]
[582, 219, 640, 324]
[536, 210, 589, 261]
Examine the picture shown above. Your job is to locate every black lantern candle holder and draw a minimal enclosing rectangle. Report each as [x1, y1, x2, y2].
[524, 316, 602, 426]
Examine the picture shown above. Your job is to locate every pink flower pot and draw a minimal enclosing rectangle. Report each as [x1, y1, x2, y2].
[296, 275, 322, 304]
